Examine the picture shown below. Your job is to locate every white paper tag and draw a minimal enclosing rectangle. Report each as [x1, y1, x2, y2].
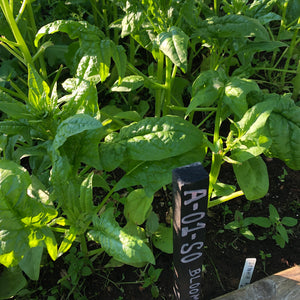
[238, 258, 256, 289]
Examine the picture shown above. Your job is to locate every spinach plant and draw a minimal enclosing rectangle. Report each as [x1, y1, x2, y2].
[0, 1, 299, 296]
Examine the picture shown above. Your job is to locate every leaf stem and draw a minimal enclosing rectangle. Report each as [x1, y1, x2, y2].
[155, 51, 165, 117]
[0, 0, 32, 64]
[208, 191, 245, 208]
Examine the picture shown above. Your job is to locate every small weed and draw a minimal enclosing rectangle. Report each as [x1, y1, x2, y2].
[278, 167, 288, 183]
[140, 266, 162, 298]
[259, 250, 272, 275]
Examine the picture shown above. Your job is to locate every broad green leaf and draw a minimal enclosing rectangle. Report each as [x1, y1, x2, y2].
[181, 0, 202, 28]
[52, 114, 102, 152]
[274, 234, 285, 248]
[92, 173, 110, 191]
[223, 78, 260, 119]
[121, 10, 145, 38]
[230, 103, 272, 162]
[0, 268, 26, 299]
[233, 156, 269, 200]
[0, 101, 30, 119]
[111, 75, 144, 92]
[152, 224, 173, 254]
[146, 211, 159, 235]
[240, 228, 255, 240]
[35, 20, 124, 81]
[116, 149, 206, 195]
[124, 189, 153, 225]
[250, 217, 271, 228]
[111, 45, 127, 82]
[19, 247, 43, 280]
[277, 225, 288, 243]
[88, 208, 155, 266]
[0, 120, 30, 142]
[186, 70, 222, 115]
[62, 127, 103, 170]
[193, 15, 269, 41]
[34, 20, 104, 46]
[157, 26, 189, 72]
[281, 217, 298, 227]
[112, 115, 204, 161]
[0, 160, 58, 267]
[286, 0, 300, 25]
[265, 97, 300, 170]
[60, 78, 99, 117]
[269, 204, 280, 221]
[99, 137, 127, 171]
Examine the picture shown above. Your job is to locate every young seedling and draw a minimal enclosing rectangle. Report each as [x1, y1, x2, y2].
[259, 250, 272, 275]
[224, 210, 255, 241]
[252, 204, 298, 248]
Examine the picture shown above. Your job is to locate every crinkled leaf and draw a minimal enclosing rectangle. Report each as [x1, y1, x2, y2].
[116, 149, 205, 195]
[111, 75, 144, 92]
[233, 156, 269, 200]
[157, 26, 189, 72]
[0, 160, 58, 267]
[124, 189, 153, 225]
[121, 10, 145, 37]
[112, 115, 204, 161]
[88, 208, 155, 266]
[52, 114, 102, 152]
[60, 78, 99, 117]
[35, 20, 104, 46]
[193, 15, 269, 41]
[230, 103, 272, 162]
[265, 98, 300, 170]
[35, 20, 123, 81]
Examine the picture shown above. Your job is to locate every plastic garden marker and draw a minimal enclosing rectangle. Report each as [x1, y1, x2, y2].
[238, 258, 256, 289]
[172, 162, 209, 300]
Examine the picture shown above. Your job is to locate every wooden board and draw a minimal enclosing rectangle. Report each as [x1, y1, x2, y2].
[213, 265, 300, 300]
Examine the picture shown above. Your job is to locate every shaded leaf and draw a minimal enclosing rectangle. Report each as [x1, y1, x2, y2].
[88, 208, 155, 266]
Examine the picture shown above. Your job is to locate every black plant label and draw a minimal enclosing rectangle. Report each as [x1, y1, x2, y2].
[172, 162, 209, 300]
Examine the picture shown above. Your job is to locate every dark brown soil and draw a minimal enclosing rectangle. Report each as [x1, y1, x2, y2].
[34, 158, 299, 300]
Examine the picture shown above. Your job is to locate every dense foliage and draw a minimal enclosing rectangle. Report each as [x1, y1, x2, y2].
[0, 0, 299, 298]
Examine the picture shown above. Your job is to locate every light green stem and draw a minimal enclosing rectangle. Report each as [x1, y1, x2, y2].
[155, 51, 165, 117]
[0, 0, 32, 64]
[208, 191, 244, 208]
